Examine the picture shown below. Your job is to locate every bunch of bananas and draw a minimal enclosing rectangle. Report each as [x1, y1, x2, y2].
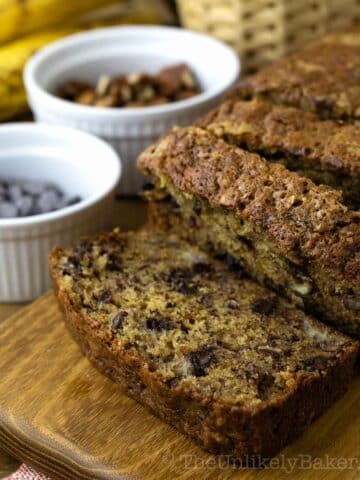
[0, 0, 173, 121]
[0, 29, 77, 120]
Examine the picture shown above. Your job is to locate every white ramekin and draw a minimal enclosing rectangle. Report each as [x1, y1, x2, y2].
[24, 26, 240, 194]
[0, 123, 121, 302]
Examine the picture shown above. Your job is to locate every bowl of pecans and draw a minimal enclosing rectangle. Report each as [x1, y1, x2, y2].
[24, 26, 240, 194]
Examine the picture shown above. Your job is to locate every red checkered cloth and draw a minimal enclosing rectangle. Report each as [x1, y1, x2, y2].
[4, 464, 51, 480]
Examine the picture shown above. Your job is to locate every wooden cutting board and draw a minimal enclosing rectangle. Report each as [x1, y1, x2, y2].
[0, 292, 359, 480]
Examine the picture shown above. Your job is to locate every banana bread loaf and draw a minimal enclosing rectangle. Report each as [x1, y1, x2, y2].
[228, 27, 360, 124]
[198, 98, 360, 209]
[138, 127, 360, 338]
[49, 229, 358, 461]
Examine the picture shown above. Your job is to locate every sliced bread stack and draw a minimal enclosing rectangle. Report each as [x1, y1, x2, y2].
[50, 27, 360, 462]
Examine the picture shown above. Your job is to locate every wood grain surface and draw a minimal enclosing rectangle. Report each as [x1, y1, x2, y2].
[0, 291, 359, 480]
[0, 197, 147, 478]
[0, 295, 30, 477]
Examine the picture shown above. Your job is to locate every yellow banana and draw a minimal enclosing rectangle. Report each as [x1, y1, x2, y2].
[0, 0, 120, 45]
[0, 29, 78, 120]
[0, 4, 168, 121]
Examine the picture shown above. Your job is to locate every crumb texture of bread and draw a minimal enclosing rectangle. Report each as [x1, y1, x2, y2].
[49, 230, 358, 461]
[228, 27, 360, 122]
[138, 126, 360, 337]
[199, 98, 360, 209]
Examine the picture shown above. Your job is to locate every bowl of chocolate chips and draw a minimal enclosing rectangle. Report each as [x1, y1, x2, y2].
[24, 26, 240, 194]
[0, 123, 120, 302]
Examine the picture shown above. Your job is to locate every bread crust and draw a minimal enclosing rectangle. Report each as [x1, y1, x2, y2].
[200, 98, 360, 178]
[198, 98, 360, 209]
[138, 126, 360, 280]
[228, 27, 360, 122]
[49, 239, 358, 461]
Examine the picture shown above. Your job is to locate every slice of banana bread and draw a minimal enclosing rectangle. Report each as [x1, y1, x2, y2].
[138, 127, 360, 338]
[49, 229, 358, 461]
[228, 27, 360, 124]
[199, 98, 360, 209]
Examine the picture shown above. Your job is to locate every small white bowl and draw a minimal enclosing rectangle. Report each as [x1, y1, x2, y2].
[0, 123, 121, 302]
[24, 26, 240, 194]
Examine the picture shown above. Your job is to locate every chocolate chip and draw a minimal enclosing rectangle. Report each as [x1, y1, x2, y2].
[194, 205, 202, 215]
[343, 295, 360, 311]
[166, 267, 198, 295]
[0, 202, 17, 218]
[251, 297, 278, 316]
[237, 235, 254, 250]
[180, 323, 189, 334]
[0, 183, 6, 197]
[67, 255, 80, 267]
[225, 254, 242, 271]
[257, 372, 275, 399]
[111, 311, 128, 333]
[146, 316, 173, 331]
[142, 182, 155, 191]
[188, 215, 198, 228]
[37, 189, 61, 213]
[167, 267, 192, 280]
[74, 241, 92, 256]
[15, 195, 33, 216]
[166, 377, 180, 388]
[189, 346, 216, 377]
[8, 184, 22, 201]
[214, 253, 242, 272]
[267, 333, 277, 345]
[283, 348, 292, 358]
[299, 355, 329, 372]
[174, 282, 198, 295]
[173, 405, 184, 416]
[315, 99, 334, 119]
[166, 302, 176, 308]
[192, 262, 213, 274]
[263, 277, 285, 296]
[106, 253, 122, 272]
[98, 289, 112, 303]
[116, 238, 128, 251]
[65, 195, 82, 207]
[197, 293, 213, 307]
[227, 299, 240, 309]
[22, 180, 46, 196]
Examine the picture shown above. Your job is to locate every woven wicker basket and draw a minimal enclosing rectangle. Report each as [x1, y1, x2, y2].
[176, 0, 360, 73]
